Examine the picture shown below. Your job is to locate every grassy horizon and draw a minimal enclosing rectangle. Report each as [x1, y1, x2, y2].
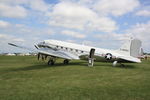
[0, 56, 150, 100]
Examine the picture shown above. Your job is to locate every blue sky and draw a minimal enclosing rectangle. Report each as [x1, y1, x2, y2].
[0, 0, 150, 53]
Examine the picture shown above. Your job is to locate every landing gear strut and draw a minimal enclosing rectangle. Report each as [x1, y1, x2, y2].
[47, 57, 56, 65]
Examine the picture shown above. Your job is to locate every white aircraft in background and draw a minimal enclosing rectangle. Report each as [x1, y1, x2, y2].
[8, 38, 142, 67]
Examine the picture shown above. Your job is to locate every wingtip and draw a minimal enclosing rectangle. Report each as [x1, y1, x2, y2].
[8, 43, 18, 47]
[8, 43, 14, 46]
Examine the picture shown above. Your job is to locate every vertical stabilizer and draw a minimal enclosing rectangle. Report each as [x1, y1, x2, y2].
[118, 39, 142, 57]
[119, 39, 131, 56]
[130, 39, 142, 57]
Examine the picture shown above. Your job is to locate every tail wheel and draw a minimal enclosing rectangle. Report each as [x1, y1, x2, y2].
[112, 61, 118, 67]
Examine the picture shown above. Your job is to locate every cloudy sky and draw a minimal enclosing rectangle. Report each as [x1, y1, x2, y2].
[0, 0, 150, 53]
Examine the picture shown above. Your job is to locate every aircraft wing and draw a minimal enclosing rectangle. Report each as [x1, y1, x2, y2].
[8, 43, 79, 60]
[8, 43, 36, 52]
[117, 55, 141, 63]
[38, 49, 79, 60]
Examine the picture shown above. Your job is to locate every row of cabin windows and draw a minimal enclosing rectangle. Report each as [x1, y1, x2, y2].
[56, 46, 84, 53]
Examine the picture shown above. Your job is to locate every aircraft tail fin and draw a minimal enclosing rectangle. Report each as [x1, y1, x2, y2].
[119, 38, 142, 58]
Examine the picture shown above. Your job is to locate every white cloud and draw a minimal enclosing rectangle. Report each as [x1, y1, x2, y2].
[0, 0, 28, 5]
[47, 2, 96, 30]
[47, 2, 117, 32]
[126, 21, 150, 52]
[29, 0, 50, 12]
[93, 0, 140, 16]
[0, 0, 118, 32]
[136, 10, 150, 17]
[0, 33, 29, 53]
[126, 21, 150, 41]
[65, 39, 76, 43]
[0, 3, 27, 18]
[0, 0, 149, 53]
[94, 33, 131, 49]
[96, 33, 131, 41]
[0, 34, 8, 38]
[94, 21, 150, 51]
[82, 40, 95, 46]
[62, 30, 86, 38]
[13, 38, 25, 42]
[0, 0, 51, 19]
[0, 33, 25, 42]
[0, 20, 11, 28]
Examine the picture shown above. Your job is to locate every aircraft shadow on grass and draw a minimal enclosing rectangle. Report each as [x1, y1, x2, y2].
[4, 62, 86, 72]
[6, 61, 136, 73]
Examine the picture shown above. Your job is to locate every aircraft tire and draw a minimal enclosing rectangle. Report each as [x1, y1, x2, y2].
[64, 59, 69, 64]
[48, 60, 54, 65]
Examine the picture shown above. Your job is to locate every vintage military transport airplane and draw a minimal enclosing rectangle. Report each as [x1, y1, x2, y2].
[8, 38, 142, 67]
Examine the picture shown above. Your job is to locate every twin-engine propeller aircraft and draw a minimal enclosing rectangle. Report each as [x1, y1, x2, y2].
[8, 38, 142, 67]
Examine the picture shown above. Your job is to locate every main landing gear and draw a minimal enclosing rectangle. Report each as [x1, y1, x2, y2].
[63, 59, 69, 64]
[47, 58, 69, 65]
[48, 59, 55, 65]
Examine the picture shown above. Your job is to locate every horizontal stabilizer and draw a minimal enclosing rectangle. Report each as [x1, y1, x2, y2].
[118, 56, 141, 63]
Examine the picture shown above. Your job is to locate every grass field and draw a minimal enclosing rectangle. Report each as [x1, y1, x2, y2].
[0, 56, 150, 100]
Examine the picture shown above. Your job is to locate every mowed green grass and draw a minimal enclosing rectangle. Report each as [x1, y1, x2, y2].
[0, 56, 150, 100]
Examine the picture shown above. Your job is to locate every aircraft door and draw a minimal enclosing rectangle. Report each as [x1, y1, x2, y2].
[88, 48, 95, 66]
